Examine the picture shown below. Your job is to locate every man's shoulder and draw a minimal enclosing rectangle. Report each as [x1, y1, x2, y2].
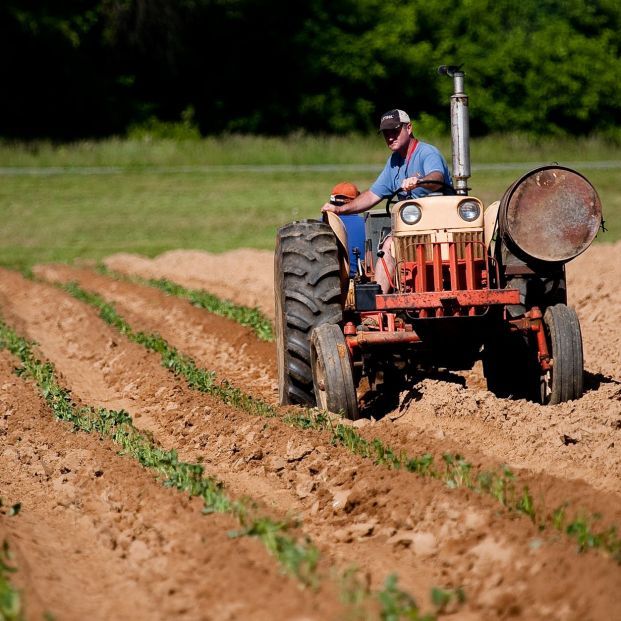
[417, 141, 443, 157]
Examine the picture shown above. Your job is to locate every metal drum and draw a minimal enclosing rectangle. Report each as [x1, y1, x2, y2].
[499, 166, 602, 263]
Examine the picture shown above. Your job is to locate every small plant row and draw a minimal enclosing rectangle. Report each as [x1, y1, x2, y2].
[59, 282, 621, 564]
[0, 316, 319, 585]
[0, 315, 436, 620]
[0, 539, 22, 621]
[97, 265, 274, 341]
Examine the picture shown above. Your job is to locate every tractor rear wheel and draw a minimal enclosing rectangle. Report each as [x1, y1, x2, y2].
[540, 304, 584, 404]
[310, 323, 359, 419]
[274, 220, 343, 406]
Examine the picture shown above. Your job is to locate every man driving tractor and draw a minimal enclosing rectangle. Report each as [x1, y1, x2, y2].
[321, 109, 451, 292]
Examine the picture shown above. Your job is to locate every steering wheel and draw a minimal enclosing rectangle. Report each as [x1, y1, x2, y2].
[385, 180, 456, 214]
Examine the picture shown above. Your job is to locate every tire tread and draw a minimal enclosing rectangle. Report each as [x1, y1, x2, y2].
[275, 220, 344, 405]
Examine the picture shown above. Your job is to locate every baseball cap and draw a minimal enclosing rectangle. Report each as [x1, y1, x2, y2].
[330, 182, 360, 204]
[378, 109, 410, 132]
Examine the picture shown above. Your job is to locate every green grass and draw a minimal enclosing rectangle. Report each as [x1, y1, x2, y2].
[0, 135, 618, 270]
[1, 133, 619, 167]
[58, 279, 621, 564]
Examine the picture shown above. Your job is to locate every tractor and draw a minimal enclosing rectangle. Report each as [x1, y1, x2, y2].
[274, 66, 603, 419]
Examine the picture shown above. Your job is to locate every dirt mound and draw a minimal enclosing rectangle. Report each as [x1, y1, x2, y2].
[105, 248, 275, 319]
[567, 242, 621, 378]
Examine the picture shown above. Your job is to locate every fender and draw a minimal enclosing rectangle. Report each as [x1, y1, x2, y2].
[323, 212, 351, 295]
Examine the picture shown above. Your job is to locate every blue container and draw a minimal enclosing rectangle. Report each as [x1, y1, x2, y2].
[340, 214, 366, 277]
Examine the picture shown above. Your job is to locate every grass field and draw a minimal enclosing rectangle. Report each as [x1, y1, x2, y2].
[0, 134, 618, 269]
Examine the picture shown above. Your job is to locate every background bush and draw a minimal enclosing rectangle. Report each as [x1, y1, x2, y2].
[1, 0, 619, 139]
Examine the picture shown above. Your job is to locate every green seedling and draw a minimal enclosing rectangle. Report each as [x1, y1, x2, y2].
[430, 586, 466, 613]
[57, 282, 621, 565]
[97, 265, 274, 341]
[516, 487, 536, 522]
[378, 575, 434, 621]
[0, 315, 432, 616]
[0, 540, 22, 621]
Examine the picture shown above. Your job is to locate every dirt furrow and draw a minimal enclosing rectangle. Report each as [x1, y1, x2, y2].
[32, 265, 621, 543]
[99, 245, 621, 497]
[38, 262, 621, 501]
[102, 241, 621, 381]
[3, 268, 621, 619]
[0, 350, 336, 621]
[32, 265, 621, 525]
[105, 249, 275, 320]
[36, 263, 278, 405]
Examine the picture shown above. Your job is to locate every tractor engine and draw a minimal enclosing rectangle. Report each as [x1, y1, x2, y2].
[390, 196, 488, 317]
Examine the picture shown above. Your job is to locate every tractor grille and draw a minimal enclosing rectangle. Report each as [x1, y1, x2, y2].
[393, 231, 484, 262]
[455, 231, 485, 259]
[393, 234, 431, 263]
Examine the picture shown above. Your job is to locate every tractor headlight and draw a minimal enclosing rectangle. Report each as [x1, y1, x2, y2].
[458, 200, 481, 222]
[400, 203, 422, 225]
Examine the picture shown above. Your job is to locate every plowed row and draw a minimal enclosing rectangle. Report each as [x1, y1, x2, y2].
[0, 241, 619, 620]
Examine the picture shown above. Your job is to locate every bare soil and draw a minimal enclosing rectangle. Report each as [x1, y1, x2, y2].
[0, 242, 619, 620]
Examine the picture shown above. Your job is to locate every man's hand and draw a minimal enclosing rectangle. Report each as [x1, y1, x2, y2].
[321, 202, 340, 214]
[321, 190, 382, 216]
[402, 171, 444, 193]
[401, 176, 420, 191]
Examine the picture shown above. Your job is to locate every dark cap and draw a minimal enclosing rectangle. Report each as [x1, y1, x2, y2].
[378, 109, 411, 132]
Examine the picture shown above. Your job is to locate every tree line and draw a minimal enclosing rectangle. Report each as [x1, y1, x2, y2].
[1, 0, 619, 139]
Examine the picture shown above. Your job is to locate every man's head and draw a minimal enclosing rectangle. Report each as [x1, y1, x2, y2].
[379, 109, 412, 153]
[330, 182, 360, 206]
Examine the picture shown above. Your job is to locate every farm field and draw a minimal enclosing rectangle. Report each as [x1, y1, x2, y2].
[0, 135, 620, 619]
[0, 238, 619, 619]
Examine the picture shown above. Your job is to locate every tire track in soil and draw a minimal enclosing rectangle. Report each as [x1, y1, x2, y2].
[100, 244, 621, 497]
[5, 268, 620, 619]
[0, 351, 338, 621]
[36, 262, 621, 505]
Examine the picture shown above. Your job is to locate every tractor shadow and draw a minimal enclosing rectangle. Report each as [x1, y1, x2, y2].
[584, 370, 621, 392]
[358, 369, 466, 421]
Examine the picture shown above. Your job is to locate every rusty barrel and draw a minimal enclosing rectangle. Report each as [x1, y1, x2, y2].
[499, 166, 602, 263]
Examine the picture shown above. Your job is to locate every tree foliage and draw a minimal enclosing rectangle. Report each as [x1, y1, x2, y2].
[0, 0, 619, 138]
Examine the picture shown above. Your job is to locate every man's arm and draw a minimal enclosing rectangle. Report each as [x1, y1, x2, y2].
[321, 189, 382, 215]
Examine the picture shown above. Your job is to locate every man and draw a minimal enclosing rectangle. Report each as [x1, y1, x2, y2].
[322, 109, 451, 292]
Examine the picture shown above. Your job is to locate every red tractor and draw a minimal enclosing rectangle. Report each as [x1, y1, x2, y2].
[275, 66, 603, 419]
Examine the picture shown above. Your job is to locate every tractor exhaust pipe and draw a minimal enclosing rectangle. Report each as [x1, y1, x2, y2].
[438, 65, 470, 195]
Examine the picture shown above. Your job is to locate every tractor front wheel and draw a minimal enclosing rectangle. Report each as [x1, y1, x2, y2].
[310, 324, 359, 419]
[540, 304, 584, 404]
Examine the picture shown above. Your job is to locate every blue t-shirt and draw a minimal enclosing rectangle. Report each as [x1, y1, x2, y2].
[370, 141, 452, 199]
